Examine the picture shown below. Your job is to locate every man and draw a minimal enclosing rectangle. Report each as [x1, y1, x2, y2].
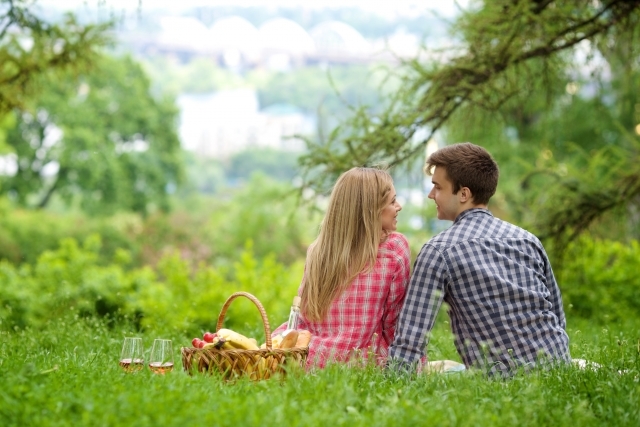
[389, 142, 570, 376]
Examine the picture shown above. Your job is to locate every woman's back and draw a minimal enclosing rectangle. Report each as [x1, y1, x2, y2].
[275, 232, 410, 368]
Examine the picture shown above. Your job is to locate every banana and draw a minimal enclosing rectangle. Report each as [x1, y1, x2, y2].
[202, 335, 224, 350]
[216, 328, 260, 350]
[219, 340, 238, 351]
[257, 358, 271, 380]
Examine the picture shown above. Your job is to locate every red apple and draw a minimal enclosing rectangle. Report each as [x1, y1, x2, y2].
[203, 332, 216, 343]
[197, 340, 206, 349]
[192, 338, 200, 348]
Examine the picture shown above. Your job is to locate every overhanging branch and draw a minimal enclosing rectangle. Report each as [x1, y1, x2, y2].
[299, 0, 640, 192]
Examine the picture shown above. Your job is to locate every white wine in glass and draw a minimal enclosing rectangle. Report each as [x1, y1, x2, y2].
[149, 339, 174, 374]
[119, 337, 144, 372]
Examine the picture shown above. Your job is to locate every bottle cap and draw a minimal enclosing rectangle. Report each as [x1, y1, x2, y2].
[292, 296, 301, 308]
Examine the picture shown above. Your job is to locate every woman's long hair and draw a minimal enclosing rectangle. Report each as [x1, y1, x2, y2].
[301, 167, 393, 321]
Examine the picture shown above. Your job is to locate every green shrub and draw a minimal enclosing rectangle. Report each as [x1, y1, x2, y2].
[0, 234, 303, 341]
[0, 235, 134, 329]
[131, 240, 303, 341]
[0, 175, 319, 270]
[556, 236, 640, 323]
[209, 173, 318, 266]
[0, 200, 140, 266]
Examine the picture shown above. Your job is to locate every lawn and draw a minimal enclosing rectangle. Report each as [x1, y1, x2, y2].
[0, 314, 638, 426]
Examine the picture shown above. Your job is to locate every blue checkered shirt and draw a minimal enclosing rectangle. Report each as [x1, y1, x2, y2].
[389, 208, 570, 375]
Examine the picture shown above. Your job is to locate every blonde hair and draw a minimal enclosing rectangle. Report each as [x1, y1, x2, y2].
[301, 167, 394, 321]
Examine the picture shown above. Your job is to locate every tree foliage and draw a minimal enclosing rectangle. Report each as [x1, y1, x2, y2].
[298, 0, 640, 254]
[2, 54, 184, 214]
[0, 0, 112, 116]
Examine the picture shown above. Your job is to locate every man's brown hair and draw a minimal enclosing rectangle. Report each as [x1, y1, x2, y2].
[425, 142, 499, 205]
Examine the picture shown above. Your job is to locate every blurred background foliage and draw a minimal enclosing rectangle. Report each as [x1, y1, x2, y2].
[1, 0, 639, 335]
[4, 54, 184, 214]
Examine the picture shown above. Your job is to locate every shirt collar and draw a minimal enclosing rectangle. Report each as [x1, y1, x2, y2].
[453, 207, 493, 224]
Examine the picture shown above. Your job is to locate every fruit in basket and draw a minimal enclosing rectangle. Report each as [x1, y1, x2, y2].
[257, 358, 271, 380]
[192, 338, 207, 348]
[203, 332, 216, 343]
[216, 328, 260, 350]
[202, 341, 219, 350]
[202, 334, 224, 350]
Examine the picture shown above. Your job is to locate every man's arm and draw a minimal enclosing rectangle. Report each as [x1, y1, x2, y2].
[542, 247, 567, 330]
[388, 243, 449, 370]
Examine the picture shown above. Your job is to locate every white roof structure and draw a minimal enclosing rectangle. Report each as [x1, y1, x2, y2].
[258, 18, 316, 55]
[208, 16, 261, 61]
[157, 16, 209, 53]
[309, 20, 371, 55]
[152, 15, 421, 67]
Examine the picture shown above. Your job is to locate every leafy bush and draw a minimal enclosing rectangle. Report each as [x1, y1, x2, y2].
[556, 236, 640, 323]
[0, 234, 302, 340]
[133, 240, 304, 340]
[0, 200, 141, 266]
[0, 235, 134, 329]
[207, 173, 319, 266]
[0, 174, 318, 269]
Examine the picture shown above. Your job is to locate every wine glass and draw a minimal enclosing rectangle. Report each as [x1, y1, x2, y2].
[119, 337, 144, 372]
[149, 339, 174, 374]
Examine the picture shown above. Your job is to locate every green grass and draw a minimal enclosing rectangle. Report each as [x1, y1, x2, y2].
[0, 315, 638, 427]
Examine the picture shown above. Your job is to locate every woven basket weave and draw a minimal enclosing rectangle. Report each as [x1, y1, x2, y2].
[181, 291, 308, 381]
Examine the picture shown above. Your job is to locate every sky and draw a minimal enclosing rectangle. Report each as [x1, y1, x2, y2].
[38, 0, 472, 18]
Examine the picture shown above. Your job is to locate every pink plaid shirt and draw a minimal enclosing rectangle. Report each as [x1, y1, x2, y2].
[273, 232, 411, 368]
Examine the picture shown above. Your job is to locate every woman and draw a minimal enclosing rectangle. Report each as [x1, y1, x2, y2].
[273, 167, 410, 368]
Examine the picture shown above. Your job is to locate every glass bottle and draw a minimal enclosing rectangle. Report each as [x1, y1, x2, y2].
[285, 296, 301, 332]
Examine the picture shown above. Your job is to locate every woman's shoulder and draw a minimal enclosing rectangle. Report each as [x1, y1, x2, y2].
[381, 232, 410, 252]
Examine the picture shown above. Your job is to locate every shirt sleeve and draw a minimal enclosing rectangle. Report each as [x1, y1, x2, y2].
[542, 247, 566, 330]
[380, 234, 411, 346]
[388, 242, 449, 369]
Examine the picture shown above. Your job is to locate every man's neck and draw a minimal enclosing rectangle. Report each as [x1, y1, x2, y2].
[456, 204, 488, 218]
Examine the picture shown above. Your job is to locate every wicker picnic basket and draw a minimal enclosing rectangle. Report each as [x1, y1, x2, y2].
[181, 291, 309, 381]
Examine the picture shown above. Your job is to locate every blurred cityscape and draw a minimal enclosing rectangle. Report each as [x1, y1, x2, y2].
[41, 2, 455, 161]
[31, 1, 456, 230]
[125, 12, 437, 158]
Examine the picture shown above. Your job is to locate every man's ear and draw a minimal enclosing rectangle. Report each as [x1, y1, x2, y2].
[459, 187, 473, 203]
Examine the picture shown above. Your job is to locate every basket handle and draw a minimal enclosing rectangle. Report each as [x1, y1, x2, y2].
[216, 292, 273, 349]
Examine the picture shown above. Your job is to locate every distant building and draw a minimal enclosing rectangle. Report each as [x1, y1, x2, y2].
[177, 88, 314, 158]
[130, 14, 425, 157]
[258, 18, 316, 71]
[137, 15, 420, 69]
[308, 20, 372, 64]
[208, 16, 262, 69]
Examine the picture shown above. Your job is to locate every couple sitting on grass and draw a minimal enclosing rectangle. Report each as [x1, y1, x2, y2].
[273, 143, 570, 377]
